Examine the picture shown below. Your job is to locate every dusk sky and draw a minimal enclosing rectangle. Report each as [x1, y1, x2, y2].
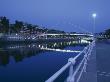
[0, 0, 110, 33]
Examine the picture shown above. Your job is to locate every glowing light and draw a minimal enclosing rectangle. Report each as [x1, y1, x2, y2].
[92, 13, 97, 18]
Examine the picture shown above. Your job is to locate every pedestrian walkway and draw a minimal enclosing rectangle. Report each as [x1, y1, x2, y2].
[79, 47, 97, 82]
[96, 41, 110, 82]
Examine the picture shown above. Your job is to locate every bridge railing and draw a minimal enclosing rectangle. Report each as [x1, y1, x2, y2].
[45, 40, 95, 82]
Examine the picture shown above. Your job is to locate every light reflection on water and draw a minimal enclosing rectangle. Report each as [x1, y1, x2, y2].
[0, 40, 89, 82]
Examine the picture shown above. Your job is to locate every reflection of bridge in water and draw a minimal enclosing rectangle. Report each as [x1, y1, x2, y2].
[0, 40, 89, 66]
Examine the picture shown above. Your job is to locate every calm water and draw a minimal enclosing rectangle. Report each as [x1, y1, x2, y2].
[0, 41, 88, 82]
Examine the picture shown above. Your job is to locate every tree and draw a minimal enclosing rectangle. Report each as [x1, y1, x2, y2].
[105, 29, 110, 35]
[14, 20, 23, 33]
[0, 16, 9, 33]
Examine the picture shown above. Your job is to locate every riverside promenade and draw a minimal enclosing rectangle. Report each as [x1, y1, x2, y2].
[79, 47, 97, 82]
[80, 40, 110, 82]
[96, 40, 110, 82]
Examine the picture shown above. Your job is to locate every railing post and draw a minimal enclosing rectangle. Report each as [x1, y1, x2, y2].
[67, 64, 74, 82]
[84, 54, 87, 72]
[67, 58, 76, 82]
[88, 42, 94, 60]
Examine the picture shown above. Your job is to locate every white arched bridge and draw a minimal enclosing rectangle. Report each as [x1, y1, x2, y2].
[38, 33, 93, 37]
[0, 33, 94, 42]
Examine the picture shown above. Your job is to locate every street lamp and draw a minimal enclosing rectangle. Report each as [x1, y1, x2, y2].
[92, 13, 97, 34]
[92, 13, 97, 18]
[92, 13, 97, 39]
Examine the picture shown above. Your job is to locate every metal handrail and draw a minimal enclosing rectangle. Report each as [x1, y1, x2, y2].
[45, 41, 95, 82]
[70, 41, 94, 82]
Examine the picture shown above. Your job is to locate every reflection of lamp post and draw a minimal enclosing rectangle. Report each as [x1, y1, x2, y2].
[92, 13, 97, 37]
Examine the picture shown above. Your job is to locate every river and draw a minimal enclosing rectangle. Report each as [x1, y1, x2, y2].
[0, 41, 88, 82]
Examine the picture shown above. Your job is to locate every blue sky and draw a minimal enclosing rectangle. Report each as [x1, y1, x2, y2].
[0, 0, 110, 33]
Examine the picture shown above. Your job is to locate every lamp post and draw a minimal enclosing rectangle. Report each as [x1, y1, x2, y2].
[92, 13, 97, 39]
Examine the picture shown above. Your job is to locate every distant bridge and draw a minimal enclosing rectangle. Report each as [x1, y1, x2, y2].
[38, 33, 93, 37]
[0, 33, 94, 42]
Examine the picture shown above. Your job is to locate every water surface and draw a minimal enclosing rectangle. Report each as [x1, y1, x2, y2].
[0, 41, 88, 82]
